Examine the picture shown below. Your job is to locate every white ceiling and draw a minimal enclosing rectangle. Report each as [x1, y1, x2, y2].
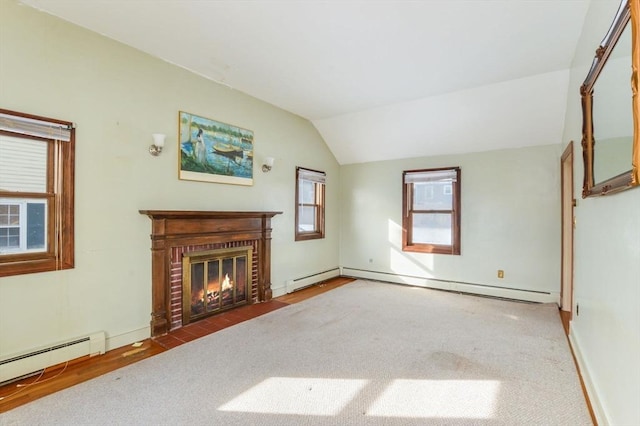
[19, 0, 594, 164]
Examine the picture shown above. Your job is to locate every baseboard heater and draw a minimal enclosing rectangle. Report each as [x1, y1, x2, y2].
[341, 267, 558, 304]
[0, 331, 106, 385]
[285, 268, 341, 293]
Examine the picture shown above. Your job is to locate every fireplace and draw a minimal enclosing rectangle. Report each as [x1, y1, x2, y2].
[182, 246, 252, 325]
[139, 210, 281, 337]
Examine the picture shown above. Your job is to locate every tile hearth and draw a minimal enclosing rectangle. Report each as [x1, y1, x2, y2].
[152, 299, 288, 349]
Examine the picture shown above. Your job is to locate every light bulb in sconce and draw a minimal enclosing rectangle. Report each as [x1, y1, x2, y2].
[149, 133, 166, 156]
[262, 156, 274, 172]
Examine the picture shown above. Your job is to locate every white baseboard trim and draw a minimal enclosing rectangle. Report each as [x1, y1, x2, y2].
[271, 285, 287, 298]
[569, 328, 608, 425]
[341, 267, 559, 304]
[283, 268, 341, 294]
[104, 326, 151, 352]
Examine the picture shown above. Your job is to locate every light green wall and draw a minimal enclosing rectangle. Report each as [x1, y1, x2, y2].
[0, 0, 340, 355]
[340, 144, 562, 298]
[562, 1, 640, 424]
[2, 2, 638, 423]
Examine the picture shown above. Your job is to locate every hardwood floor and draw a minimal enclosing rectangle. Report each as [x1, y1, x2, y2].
[1, 277, 594, 425]
[560, 309, 571, 335]
[0, 277, 354, 413]
[559, 309, 597, 425]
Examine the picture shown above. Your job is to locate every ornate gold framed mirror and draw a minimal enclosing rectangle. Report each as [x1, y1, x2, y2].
[581, 0, 639, 197]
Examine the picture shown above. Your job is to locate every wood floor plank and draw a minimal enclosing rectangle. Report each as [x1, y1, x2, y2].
[277, 276, 354, 304]
[0, 339, 165, 413]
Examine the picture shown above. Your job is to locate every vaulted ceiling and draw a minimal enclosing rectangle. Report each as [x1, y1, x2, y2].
[20, 0, 596, 164]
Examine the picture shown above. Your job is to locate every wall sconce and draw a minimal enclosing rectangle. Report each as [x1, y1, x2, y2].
[149, 133, 166, 156]
[262, 156, 274, 172]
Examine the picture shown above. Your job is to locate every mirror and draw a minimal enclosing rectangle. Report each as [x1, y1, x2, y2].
[581, 0, 640, 197]
[592, 23, 633, 182]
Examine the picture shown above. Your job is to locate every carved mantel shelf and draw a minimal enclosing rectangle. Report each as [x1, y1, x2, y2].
[139, 210, 282, 337]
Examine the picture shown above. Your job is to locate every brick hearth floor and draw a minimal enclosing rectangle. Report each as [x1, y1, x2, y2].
[152, 300, 290, 349]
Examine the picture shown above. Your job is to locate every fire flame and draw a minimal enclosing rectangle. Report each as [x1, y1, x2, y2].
[222, 273, 233, 291]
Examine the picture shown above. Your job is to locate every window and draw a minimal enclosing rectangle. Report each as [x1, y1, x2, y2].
[402, 167, 460, 254]
[0, 199, 47, 253]
[295, 167, 325, 241]
[0, 108, 75, 277]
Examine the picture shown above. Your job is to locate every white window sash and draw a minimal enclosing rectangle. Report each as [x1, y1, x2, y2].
[0, 198, 47, 254]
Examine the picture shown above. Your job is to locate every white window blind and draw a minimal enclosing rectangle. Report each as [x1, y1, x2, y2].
[299, 168, 326, 184]
[0, 112, 73, 141]
[404, 169, 457, 183]
[0, 135, 47, 193]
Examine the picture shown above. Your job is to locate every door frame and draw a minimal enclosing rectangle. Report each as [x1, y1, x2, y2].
[560, 142, 575, 314]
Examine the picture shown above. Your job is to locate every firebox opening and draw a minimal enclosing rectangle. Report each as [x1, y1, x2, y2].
[182, 246, 253, 326]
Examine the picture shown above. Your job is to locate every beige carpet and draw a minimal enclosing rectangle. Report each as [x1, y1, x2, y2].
[0, 280, 592, 425]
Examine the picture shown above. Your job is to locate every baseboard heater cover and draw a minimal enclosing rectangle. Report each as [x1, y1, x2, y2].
[341, 267, 559, 304]
[285, 268, 341, 293]
[0, 331, 106, 384]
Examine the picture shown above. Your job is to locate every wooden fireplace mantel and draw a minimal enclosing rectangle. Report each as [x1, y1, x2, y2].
[139, 210, 282, 337]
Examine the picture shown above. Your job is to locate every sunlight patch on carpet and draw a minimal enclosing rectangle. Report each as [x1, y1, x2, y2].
[218, 377, 368, 415]
[367, 379, 500, 419]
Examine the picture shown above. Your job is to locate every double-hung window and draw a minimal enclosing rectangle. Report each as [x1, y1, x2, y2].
[402, 167, 461, 254]
[0, 108, 75, 277]
[295, 167, 326, 241]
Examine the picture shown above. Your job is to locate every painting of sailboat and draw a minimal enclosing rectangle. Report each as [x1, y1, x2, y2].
[178, 111, 254, 185]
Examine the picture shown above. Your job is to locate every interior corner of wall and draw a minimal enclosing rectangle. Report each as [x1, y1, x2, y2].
[273, 283, 289, 298]
[105, 327, 151, 353]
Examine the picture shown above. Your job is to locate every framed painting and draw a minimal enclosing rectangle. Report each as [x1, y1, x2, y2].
[178, 111, 254, 185]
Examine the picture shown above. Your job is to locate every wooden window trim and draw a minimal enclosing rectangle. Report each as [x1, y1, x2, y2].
[402, 167, 461, 255]
[295, 167, 325, 241]
[0, 108, 75, 277]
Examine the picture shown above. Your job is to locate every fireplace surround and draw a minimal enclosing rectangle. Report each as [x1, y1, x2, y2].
[139, 210, 281, 337]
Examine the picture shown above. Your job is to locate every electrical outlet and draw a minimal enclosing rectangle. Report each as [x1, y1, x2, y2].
[576, 304, 579, 316]
[497, 270, 504, 279]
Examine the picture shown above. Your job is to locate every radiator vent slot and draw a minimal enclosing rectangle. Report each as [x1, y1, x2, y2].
[0, 331, 105, 384]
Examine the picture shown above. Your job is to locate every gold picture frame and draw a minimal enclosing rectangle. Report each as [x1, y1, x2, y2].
[178, 111, 254, 185]
[581, 0, 639, 197]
